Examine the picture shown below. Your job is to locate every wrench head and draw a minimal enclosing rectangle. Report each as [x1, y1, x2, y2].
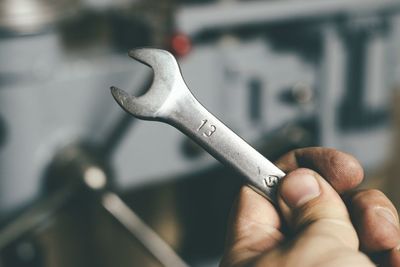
[111, 48, 184, 120]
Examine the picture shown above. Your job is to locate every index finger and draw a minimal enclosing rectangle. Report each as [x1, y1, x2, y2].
[275, 147, 364, 193]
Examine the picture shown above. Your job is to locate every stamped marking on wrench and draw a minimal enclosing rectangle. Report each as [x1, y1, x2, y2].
[198, 119, 216, 137]
[111, 48, 285, 203]
[264, 175, 280, 188]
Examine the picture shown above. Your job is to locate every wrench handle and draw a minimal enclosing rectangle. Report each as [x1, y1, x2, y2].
[163, 92, 285, 203]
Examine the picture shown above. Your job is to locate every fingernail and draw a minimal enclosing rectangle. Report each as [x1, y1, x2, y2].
[281, 172, 321, 208]
[374, 207, 399, 230]
[396, 244, 400, 252]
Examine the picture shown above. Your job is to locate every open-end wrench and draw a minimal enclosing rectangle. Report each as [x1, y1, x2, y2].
[110, 48, 285, 203]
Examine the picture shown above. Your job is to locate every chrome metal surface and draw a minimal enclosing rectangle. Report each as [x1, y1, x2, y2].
[111, 48, 285, 203]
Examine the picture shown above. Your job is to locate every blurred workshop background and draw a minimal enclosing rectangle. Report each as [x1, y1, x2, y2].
[1, 0, 400, 266]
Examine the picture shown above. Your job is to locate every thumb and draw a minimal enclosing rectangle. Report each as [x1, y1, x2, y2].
[277, 168, 359, 250]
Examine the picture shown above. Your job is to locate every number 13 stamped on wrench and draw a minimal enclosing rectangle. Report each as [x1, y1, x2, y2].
[111, 48, 285, 203]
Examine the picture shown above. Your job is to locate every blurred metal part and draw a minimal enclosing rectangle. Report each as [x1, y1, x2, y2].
[1, 140, 188, 267]
[0, 184, 76, 251]
[319, 25, 342, 149]
[177, 0, 400, 36]
[83, 166, 107, 190]
[0, 0, 82, 34]
[39, 142, 187, 267]
[84, 0, 139, 10]
[102, 192, 188, 267]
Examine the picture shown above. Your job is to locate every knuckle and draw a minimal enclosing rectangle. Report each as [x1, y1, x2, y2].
[351, 189, 387, 207]
[357, 189, 385, 198]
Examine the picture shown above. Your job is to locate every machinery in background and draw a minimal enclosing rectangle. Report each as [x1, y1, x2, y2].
[0, 0, 400, 266]
[175, 0, 400, 171]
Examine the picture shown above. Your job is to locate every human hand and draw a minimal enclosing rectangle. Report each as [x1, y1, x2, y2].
[221, 147, 400, 267]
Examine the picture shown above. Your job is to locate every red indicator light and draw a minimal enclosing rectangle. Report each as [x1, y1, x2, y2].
[170, 33, 191, 57]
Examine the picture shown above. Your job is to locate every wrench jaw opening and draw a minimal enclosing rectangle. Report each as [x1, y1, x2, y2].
[110, 86, 158, 120]
[110, 48, 187, 121]
[128, 48, 180, 75]
[128, 48, 183, 99]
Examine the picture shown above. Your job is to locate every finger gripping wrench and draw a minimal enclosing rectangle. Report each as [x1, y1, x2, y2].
[111, 48, 285, 203]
